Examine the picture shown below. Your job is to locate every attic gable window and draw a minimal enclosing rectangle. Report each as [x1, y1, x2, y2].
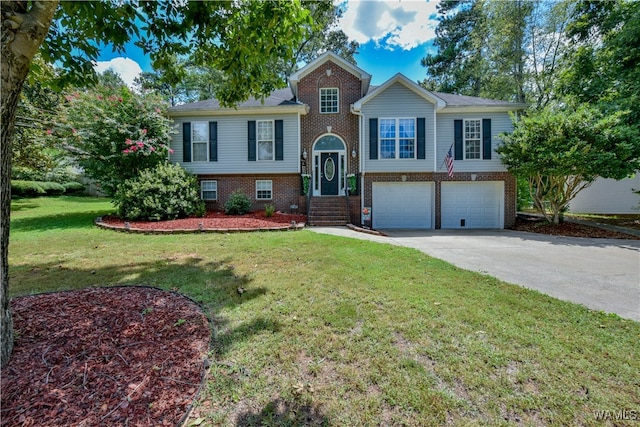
[320, 88, 339, 113]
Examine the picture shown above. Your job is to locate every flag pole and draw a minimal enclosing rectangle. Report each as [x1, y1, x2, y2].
[439, 143, 454, 171]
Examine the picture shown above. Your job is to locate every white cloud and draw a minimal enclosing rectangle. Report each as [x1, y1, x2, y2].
[338, 0, 440, 50]
[93, 57, 142, 88]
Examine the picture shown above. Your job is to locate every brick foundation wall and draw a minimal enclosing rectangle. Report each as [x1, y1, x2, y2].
[197, 174, 302, 213]
[363, 172, 517, 228]
[347, 196, 361, 226]
[298, 60, 362, 175]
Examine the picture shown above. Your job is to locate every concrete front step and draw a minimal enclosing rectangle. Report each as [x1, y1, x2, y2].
[309, 220, 350, 226]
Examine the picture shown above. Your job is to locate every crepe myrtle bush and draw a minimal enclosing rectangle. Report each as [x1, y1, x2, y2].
[57, 86, 174, 196]
[114, 162, 205, 221]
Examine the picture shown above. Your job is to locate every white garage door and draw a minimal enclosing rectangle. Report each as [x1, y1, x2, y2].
[441, 182, 504, 229]
[372, 182, 433, 229]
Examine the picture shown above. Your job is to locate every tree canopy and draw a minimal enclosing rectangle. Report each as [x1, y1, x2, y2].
[497, 106, 640, 223]
[0, 0, 323, 367]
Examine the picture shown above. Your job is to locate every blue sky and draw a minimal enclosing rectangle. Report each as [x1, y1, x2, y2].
[95, 0, 440, 88]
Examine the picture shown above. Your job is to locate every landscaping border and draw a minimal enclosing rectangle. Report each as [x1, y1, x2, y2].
[95, 217, 306, 234]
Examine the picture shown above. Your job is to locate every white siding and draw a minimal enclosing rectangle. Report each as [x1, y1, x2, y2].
[435, 112, 513, 173]
[362, 83, 436, 173]
[169, 113, 299, 174]
[569, 176, 640, 214]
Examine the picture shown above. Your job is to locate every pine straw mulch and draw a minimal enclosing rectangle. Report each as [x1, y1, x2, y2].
[1, 287, 211, 427]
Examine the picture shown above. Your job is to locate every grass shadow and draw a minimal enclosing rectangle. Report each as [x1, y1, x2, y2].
[235, 397, 329, 426]
[11, 211, 109, 232]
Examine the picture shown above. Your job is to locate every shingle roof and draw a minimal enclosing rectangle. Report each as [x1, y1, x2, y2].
[168, 84, 525, 114]
[432, 91, 522, 107]
[167, 88, 299, 113]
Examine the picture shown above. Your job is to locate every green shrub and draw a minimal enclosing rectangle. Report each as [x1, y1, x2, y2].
[113, 162, 205, 221]
[224, 190, 252, 215]
[264, 204, 275, 217]
[62, 181, 86, 195]
[12, 180, 46, 197]
[39, 181, 66, 195]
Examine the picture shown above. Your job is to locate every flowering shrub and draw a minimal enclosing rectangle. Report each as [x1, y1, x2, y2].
[113, 163, 205, 221]
[56, 86, 173, 195]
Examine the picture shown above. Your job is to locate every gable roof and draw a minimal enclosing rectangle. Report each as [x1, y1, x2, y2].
[352, 73, 527, 113]
[166, 88, 307, 116]
[288, 51, 372, 98]
[352, 73, 446, 111]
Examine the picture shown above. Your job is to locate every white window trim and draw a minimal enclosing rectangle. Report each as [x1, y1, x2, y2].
[257, 120, 275, 162]
[201, 180, 217, 201]
[463, 118, 482, 160]
[378, 117, 416, 160]
[192, 121, 209, 162]
[256, 179, 273, 200]
[319, 87, 339, 114]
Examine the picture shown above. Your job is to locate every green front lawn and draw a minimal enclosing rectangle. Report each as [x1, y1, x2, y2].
[8, 197, 639, 426]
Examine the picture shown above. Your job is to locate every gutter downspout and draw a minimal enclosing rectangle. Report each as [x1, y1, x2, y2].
[351, 105, 365, 226]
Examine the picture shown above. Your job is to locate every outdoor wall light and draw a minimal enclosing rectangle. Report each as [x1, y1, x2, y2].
[302, 149, 308, 159]
[351, 148, 357, 158]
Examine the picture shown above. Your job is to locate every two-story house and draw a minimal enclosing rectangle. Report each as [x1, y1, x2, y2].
[167, 52, 526, 229]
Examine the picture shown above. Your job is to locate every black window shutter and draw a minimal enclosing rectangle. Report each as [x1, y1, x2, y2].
[369, 118, 378, 160]
[209, 121, 217, 162]
[182, 122, 191, 162]
[454, 119, 463, 161]
[482, 118, 492, 159]
[248, 121, 256, 161]
[417, 117, 426, 159]
[275, 120, 284, 161]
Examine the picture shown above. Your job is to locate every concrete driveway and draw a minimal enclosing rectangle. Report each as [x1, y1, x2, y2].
[309, 227, 640, 322]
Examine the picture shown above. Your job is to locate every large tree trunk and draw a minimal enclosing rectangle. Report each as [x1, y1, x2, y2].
[1, 0, 58, 367]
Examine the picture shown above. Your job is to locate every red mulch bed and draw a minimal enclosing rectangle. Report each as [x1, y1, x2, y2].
[1, 287, 210, 427]
[101, 211, 307, 231]
[512, 217, 640, 240]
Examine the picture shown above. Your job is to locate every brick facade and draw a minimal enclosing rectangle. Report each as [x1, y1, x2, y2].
[298, 60, 361, 176]
[197, 174, 302, 213]
[362, 172, 517, 228]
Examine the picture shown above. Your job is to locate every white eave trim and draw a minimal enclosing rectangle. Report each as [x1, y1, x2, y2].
[352, 73, 446, 111]
[167, 104, 309, 117]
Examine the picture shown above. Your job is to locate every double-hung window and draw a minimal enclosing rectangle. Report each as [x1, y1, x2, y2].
[464, 119, 481, 160]
[257, 120, 274, 161]
[201, 180, 217, 200]
[379, 118, 416, 159]
[256, 180, 272, 200]
[320, 88, 339, 113]
[192, 122, 208, 162]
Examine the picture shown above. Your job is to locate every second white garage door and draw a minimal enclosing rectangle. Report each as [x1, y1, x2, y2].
[372, 182, 434, 229]
[441, 182, 504, 229]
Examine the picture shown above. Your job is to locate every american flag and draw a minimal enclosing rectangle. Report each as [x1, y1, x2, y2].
[444, 146, 454, 177]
